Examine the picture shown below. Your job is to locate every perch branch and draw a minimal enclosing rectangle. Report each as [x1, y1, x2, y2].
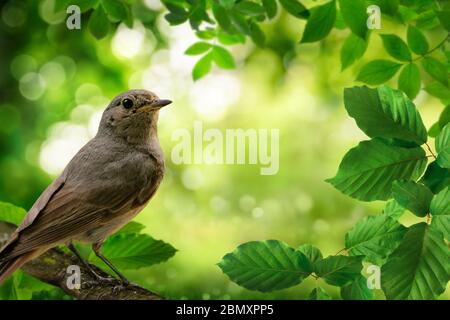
[0, 222, 162, 300]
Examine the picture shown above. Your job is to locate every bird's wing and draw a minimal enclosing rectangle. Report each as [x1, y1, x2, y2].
[3, 173, 139, 260]
[17, 173, 67, 233]
[0, 173, 67, 254]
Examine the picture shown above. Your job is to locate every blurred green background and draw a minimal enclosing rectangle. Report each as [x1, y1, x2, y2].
[0, 0, 447, 299]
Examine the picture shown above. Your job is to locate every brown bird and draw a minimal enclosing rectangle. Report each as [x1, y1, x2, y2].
[0, 89, 171, 285]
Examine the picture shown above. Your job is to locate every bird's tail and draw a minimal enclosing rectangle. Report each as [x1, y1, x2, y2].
[0, 242, 35, 286]
[0, 256, 27, 285]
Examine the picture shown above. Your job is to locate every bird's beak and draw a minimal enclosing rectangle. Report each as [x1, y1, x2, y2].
[152, 99, 172, 108]
[138, 99, 172, 113]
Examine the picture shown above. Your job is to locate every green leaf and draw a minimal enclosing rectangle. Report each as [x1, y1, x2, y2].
[279, 0, 309, 19]
[315, 255, 363, 286]
[436, 123, 450, 168]
[262, 0, 277, 19]
[327, 139, 427, 201]
[297, 244, 323, 268]
[185, 42, 212, 55]
[308, 287, 332, 300]
[113, 221, 146, 236]
[406, 25, 429, 55]
[101, 0, 128, 21]
[380, 34, 412, 62]
[381, 223, 450, 300]
[436, 10, 450, 31]
[165, 12, 189, 25]
[340, 33, 367, 71]
[0, 274, 32, 300]
[229, 11, 250, 34]
[383, 199, 405, 220]
[0, 202, 26, 226]
[219, 0, 235, 10]
[217, 31, 246, 45]
[338, 0, 367, 39]
[90, 233, 177, 270]
[55, 0, 99, 13]
[218, 240, 311, 292]
[300, 1, 336, 43]
[212, 46, 235, 69]
[88, 7, 110, 39]
[249, 21, 265, 47]
[345, 215, 407, 264]
[424, 82, 450, 101]
[234, 1, 265, 16]
[439, 105, 450, 129]
[356, 60, 402, 85]
[422, 57, 449, 87]
[392, 181, 434, 217]
[196, 29, 216, 40]
[192, 52, 213, 80]
[420, 161, 450, 194]
[398, 63, 421, 99]
[416, 10, 440, 30]
[373, 0, 398, 16]
[428, 122, 441, 138]
[340, 275, 374, 300]
[430, 187, 450, 240]
[343, 85, 427, 144]
[212, 3, 232, 32]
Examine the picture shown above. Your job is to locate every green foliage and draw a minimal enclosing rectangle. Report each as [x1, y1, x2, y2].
[297, 244, 323, 265]
[219, 239, 368, 298]
[380, 34, 412, 62]
[326, 139, 427, 201]
[338, 0, 367, 39]
[88, 5, 109, 40]
[420, 161, 450, 193]
[90, 233, 177, 270]
[345, 215, 406, 264]
[436, 124, 450, 168]
[381, 223, 449, 300]
[300, 1, 336, 43]
[308, 287, 332, 300]
[383, 199, 405, 220]
[430, 187, 450, 239]
[217, 240, 311, 292]
[340, 275, 373, 300]
[340, 34, 367, 71]
[398, 63, 421, 99]
[342, 86, 427, 144]
[0, 202, 26, 226]
[356, 60, 402, 85]
[220, 84, 449, 300]
[422, 57, 449, 87]
[407, 26, 429, 56]
[314, 255, 363, 286]
[392, 181, 434, 217]
[279, 0, 309, 19]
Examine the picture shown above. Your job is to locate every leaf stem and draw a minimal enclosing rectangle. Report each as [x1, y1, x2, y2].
[334, 248, 347, 256]
[412, 35, 449, 62]
[425, 142, 437, 160]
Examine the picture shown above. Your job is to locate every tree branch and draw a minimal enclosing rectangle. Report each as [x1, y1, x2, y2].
[0, 222, 163, 300]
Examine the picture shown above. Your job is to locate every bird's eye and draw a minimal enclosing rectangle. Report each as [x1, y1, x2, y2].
[122, 98, 133, 109]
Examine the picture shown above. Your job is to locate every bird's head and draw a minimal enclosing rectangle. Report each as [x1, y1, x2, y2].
[98, 89, 171, 142]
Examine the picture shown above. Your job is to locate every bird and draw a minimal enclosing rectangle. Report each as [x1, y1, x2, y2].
[0, 89, 171, 286]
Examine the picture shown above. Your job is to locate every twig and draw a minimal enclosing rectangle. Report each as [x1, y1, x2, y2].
[425, 142, 437, 160]
[0, 222, 163, 300]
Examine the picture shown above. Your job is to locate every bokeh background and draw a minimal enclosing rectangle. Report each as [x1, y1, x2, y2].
[0, 0, 447, 299]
